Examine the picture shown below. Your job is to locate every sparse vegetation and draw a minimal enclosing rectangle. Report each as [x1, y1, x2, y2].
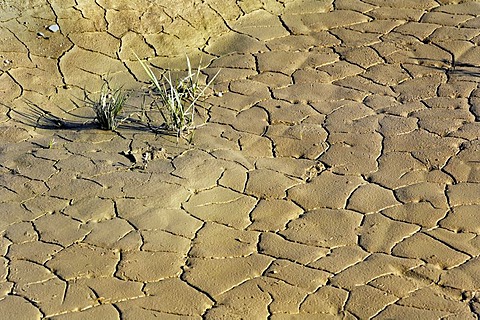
[47, 137, 56, 149]
[34, 54, 218, 139]
[85, 82, 127, 131]
[134, 53, 219, 139]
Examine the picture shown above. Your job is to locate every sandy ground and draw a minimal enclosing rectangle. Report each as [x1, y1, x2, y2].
[1, 0, 480, 318]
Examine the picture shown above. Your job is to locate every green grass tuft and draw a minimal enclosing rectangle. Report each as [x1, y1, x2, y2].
[134, 53, 219, 139]
[85, 82, 127, 131]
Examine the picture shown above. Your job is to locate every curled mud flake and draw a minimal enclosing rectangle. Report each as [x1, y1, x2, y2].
[36, 32, 49, 39]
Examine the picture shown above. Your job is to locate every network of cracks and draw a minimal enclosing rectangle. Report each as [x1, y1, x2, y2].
[0, 0, 480, 318]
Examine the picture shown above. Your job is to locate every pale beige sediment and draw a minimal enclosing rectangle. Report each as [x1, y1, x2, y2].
[1, 0, 480, 318]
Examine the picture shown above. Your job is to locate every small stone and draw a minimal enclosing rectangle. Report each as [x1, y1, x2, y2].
[47, 24, 60, 32]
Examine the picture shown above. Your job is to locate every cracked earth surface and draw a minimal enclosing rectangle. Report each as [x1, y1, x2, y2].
[1, 0, 480, 318]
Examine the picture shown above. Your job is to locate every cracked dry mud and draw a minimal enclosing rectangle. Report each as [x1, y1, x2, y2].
[1, 0, 480, 318]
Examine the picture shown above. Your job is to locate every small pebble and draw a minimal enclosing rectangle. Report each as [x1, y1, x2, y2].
[37, 32, 48, 39]
[217, 92, 223, 97]
[47, 24, 59, 32]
